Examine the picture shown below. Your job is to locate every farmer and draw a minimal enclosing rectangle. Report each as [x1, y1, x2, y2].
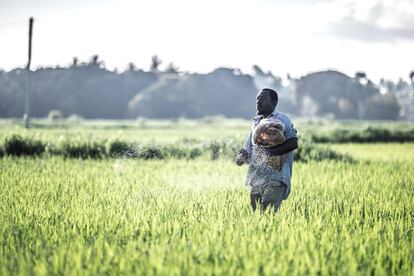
[236, 88, 298, 212]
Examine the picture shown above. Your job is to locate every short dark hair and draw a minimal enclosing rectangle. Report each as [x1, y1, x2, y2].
[261, 88, 278, 105]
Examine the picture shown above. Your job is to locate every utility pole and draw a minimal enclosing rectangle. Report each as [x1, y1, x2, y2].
[24, 17, 33, 129]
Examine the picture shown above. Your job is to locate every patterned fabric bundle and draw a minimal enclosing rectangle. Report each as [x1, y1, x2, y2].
[252, 118, 287, 170]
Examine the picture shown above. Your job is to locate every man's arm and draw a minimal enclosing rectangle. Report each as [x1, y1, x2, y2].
[236, 148, 250, 166]
[265, 137, 298, 156]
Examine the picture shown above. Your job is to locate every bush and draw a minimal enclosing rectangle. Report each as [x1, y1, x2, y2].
[363, 94, 400, 120]
[48, 110, 63, 121]
[137, 145, 165, 160]
[166, 145, 188, 159]
[67, 114, 83, 123]
[58, 140, 105, 159]
[207, 142, 221, 160]
[189, 148, 202, 159]
[4, 135, 46, 156]
[0, 135, 353, 163]
[312, 127, 414, 143]
[363, 127, 392, 142]
[106, 139, 137, 158]
[295, 138, 353, 162]
[221, 140, 240, 159]
[106, 141, 204, 160]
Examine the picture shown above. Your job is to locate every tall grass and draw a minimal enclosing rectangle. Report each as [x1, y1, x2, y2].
[0, 156, 413, 275]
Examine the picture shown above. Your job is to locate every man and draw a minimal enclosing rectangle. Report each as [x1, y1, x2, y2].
[236, 88, 298, 212]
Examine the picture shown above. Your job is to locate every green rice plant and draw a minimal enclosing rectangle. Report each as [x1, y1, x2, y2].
[0, 150, 413, 275]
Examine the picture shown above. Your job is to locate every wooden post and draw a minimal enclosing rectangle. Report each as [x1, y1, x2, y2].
[24, 17, 33, 129]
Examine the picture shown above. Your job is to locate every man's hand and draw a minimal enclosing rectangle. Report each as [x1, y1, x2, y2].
[236, 148, 250, 166]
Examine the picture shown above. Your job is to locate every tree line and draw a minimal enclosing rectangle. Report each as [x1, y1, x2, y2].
[0, 56, 413, 120]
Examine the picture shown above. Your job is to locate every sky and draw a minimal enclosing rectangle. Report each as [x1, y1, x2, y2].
[0, 0, 413, 82]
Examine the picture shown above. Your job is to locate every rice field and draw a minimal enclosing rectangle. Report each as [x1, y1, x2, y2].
[1, 137, 413, 275]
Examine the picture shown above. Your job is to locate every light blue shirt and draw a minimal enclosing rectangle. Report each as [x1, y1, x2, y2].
[243, 109, 297, 199]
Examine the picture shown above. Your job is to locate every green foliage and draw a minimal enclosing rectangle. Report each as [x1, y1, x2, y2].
[0, 67, 410, 120]
[0, 66, 158, 119]
[296, 71, 379, 119]
[66, 114, 83, 123]
[165, 144, 190, 159]
[189, 148, 202, 159]
[3, 135, 45, 156]
[312, 127, 414, 143]
[295, 138, 353, 163]
[208, 141, 221, 160]
[0, 134, 351, 163]
[48, 110, 63, 121]
[128, 68, 256, 119]
[137, 144, 165, 160]
[105, 139, 137, 158]
[56, 139, 105, 159]
[2, 119, 414, 162]
[205, 140, 240, 161]
[363, 94, 400, 120]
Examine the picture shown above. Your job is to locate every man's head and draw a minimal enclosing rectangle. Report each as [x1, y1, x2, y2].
[256, 88, 278, 116]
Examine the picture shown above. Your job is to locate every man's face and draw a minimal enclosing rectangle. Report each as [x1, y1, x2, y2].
[256, 91, 276, 116]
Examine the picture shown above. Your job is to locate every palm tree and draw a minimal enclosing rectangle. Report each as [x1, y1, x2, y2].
[72, 57, 78, 67]
[90, 55, 99, 65]
[128, 62, 136, 72]
[165, 63, 179, 74]
[150, 55, 162, 72]
[355, 72, 367, 84]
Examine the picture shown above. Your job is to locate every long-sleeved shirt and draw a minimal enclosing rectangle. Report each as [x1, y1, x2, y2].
[243, 109, 297, 199]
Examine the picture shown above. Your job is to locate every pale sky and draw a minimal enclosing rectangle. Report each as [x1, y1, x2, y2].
[0, 0, 413, 82]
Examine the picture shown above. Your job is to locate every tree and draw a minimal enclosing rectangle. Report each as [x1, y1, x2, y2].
[355, 71, 367, 85]
[355, 71, 366, 79]
[128, 67, 256, 119]
[89, 55, 105, 68]
[363, 94, 400, 120]
[128, 62, 137, 72]
[252, 65, 265, 75]
[165, 63, 179, 74]
[150, 55, 162, 72]
[396, 78, 408, 91]
[90, 55, 99, 65]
